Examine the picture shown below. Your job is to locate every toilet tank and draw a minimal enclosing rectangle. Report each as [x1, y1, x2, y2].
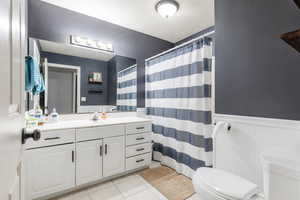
[262, 153, 300, 200]
[213, 116, 300, 195]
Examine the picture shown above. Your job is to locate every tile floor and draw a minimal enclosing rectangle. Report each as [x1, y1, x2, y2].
[52, 173, 200, 200]
[51, 161, 200, 200]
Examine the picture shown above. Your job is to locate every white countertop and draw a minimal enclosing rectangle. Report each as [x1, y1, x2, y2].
[37, 117, 152, 131]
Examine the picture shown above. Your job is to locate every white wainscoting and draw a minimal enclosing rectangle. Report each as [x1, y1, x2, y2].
[213, 113, 300, 192]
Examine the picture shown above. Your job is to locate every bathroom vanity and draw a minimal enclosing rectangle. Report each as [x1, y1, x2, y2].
[24, 117, 152, 200]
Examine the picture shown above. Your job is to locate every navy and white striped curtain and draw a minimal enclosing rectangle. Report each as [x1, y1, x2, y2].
[117, 65, 137, 111]
[146, 37, 213, 178]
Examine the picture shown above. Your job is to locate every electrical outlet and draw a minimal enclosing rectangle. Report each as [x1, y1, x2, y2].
[81, 97, 86, 102]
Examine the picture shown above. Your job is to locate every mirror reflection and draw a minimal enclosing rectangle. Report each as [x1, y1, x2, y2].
[27, 38, 137, 114]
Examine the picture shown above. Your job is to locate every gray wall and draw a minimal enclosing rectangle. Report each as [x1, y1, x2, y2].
[41, 52, 109, 106]
[107, 56, 136, 105]
[215, 0, 300, 120]
[28, 0, 174, 107]
[175, 26, 215, 56]
[175, 26, 215, 46]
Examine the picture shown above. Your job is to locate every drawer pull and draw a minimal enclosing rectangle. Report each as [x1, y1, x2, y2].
[136, 127, 145, 130]
[44, 137, 60, 140]
[136, 148, 145, 152]
[136, 137, 145, 141]
[136, 159, 145, 163]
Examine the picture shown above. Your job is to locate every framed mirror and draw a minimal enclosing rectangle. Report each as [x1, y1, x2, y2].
[27, 37, 137, 114]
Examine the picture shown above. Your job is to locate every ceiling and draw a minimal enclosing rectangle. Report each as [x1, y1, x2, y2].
[39, 39, 115, 61]
[40, 0, 214, 43]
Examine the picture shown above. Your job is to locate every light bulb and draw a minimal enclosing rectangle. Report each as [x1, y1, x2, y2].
[74, 36, 84, 44]
[97, 41, 105, 49]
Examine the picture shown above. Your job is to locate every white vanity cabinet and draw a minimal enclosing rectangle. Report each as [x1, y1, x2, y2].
[75, 136, 125, 184]
[25, 143, 76, 200]
[25, 118, 152, 200]
[125, 123, 152, 171]
[76, 139, 103, 185]
[75, 125, 125, 183]
[103, 136, 125, 177]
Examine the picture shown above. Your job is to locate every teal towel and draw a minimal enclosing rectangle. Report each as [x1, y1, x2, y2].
[25, 56, 45, 94]
[32, 75, 45, 95]
[25, 56, 34, 91]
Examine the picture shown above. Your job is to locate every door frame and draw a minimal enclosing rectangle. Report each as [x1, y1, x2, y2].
[45, 63, 81, 113]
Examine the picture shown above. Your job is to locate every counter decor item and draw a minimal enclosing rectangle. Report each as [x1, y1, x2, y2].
[91, 112, 100, 121]
[101, 112, 107, 120]
[49, 108, 59, 123]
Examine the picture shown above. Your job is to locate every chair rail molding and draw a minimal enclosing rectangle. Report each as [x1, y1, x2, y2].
[213, 113, 300, 130]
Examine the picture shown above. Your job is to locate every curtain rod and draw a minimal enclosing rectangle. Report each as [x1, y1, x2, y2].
[118, 64, 137, 74]
[145, 30, 215, 62]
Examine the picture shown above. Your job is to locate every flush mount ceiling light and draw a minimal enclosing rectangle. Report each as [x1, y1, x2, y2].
[155, 0, 180, 18]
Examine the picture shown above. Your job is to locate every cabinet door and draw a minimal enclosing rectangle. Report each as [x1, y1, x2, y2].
[25, 144, 75, 200]
[103, 136, 125, 177]
[76, 140, 103, 185]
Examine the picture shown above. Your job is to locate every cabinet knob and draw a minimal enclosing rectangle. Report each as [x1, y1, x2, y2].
[22, 128, 41, 144]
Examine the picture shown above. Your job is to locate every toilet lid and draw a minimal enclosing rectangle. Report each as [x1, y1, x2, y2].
[194, 168, 259, 200]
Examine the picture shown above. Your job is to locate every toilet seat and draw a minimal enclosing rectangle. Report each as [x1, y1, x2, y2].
[193, 168, 259, 200]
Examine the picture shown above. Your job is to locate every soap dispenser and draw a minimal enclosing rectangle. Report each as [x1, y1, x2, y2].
[50, 108, 59, 123]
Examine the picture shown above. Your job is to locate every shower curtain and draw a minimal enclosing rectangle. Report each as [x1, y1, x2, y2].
[117, 65, 137, 111]
[146, 37, 213, 178]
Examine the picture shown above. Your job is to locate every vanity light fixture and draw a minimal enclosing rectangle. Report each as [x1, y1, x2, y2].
[155, 0, 180, 18]
[70, 35, 114, 53]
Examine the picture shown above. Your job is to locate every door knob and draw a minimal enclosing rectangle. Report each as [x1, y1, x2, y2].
[22, 128, 41, 144]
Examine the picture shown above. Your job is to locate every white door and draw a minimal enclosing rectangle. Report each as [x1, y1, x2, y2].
[76, 140, 103, 185]
[25, 144, 75, 200]
[103, 136, 125, 177]
[0, 0, 26, 200]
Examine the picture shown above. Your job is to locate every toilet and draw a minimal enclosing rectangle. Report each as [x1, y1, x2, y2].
[193, 154, 300, 200]
[193, 167, 260, 200]
[193, 122, 300, 200]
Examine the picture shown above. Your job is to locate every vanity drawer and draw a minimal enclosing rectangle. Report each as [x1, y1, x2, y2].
[126, 123, 152, 135]
[126, 143, 152, 158]
[25, 129, 75, 149]
[76, 125, 125, 142]
[126, 133, 151, 146]
[126, 153, 152, 171]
